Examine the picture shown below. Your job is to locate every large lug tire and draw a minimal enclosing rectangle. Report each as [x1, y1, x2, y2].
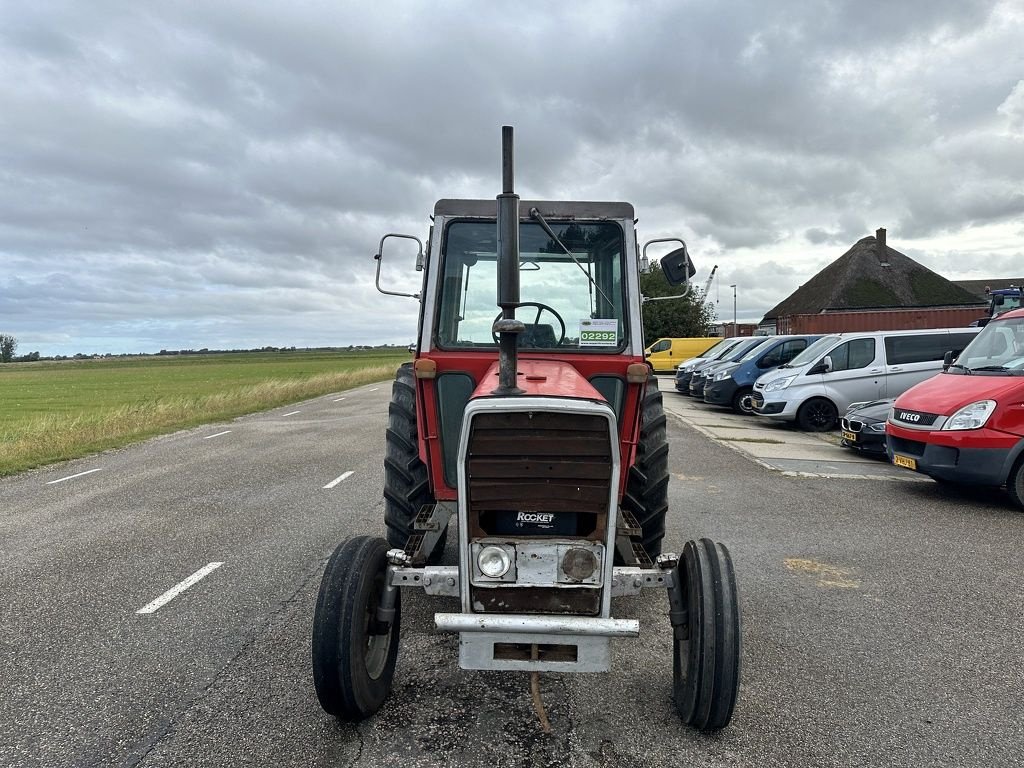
[312, 535, 401, 720]
[730, 386, 755, 415]
[673, 538, 741, 731]
[622, 385, 670, 560]
[383, 363, 445, 563]
[1006, 457, 1024, 511]
[797, 397, 838, 432]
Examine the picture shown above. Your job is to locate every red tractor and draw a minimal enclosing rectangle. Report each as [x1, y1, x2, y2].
[312, 127, 741, 730]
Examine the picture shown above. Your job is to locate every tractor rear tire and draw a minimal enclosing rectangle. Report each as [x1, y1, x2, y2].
[622, 384, 670, 559]
[312, 535, 401, 720]
[673, 538, 741, 731]
[383, 363, 446, 563]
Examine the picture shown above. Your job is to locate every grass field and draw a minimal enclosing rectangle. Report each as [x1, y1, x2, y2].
[0, 349, 408, 476]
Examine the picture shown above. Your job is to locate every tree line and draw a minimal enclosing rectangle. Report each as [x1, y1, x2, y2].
[0, 334, 42, 363]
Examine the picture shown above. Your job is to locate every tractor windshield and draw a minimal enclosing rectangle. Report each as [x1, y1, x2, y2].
[436, 220, 627, 350]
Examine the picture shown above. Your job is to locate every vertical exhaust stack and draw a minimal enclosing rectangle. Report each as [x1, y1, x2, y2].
[492, 126, 525, 395]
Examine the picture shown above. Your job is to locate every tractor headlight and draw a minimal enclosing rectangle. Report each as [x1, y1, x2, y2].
[477, 545, 512, 578]
[941, 400, 996, 431]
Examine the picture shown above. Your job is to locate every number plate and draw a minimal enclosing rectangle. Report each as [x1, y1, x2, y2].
[841, 430, 857, 442]
[892, 454, 917, 470]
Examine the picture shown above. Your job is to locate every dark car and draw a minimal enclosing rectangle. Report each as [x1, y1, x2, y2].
[840, 399, 894, 456]
[681, 337, 769, 397]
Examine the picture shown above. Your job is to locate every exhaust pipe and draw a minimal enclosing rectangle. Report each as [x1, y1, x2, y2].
[492, 125, 525, 395]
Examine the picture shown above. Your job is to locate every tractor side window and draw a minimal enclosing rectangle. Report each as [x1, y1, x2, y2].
[436, 220, 627, 350]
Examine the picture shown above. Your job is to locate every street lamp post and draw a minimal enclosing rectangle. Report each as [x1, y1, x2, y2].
[729, 284, 737, 335]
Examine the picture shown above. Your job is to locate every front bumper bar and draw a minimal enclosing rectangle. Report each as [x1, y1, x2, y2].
[434, 613, 640, 637]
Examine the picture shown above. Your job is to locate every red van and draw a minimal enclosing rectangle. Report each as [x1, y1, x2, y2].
[887, 307, 1024, 508]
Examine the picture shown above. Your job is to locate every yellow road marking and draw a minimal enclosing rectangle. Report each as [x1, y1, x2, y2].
[784, 557, 860, 589]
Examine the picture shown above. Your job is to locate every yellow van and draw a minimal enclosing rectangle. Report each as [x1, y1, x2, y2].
[645, 337, 721, 373]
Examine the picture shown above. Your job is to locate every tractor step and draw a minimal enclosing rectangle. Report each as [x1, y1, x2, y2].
[617, 509, 642, 538]
[414, 504, 440, 531]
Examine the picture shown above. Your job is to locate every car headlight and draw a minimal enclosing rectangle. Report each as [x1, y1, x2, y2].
[763, 375, 796, 393]
[477, 545, 512, 578]
[941, 400, 996, 431]
[712, 369, 732, 381]
[867, 422, 887, 433]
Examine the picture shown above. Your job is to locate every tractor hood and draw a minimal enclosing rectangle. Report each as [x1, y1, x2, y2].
[471, 359, 605, 402]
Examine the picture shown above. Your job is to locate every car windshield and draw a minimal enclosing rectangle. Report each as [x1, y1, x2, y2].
[698, 338, 731, 357]
[954, 316, 1024, 374]
[437, 220, 626, 349]
[710, 340, 743, 360]
[724, 337, 764, 360]
[786, 335, 841, 368]
[739, 338, 775, 362]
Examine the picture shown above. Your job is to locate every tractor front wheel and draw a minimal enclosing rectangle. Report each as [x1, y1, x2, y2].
[673, 538, 741, 731]
[622, 385, 670, 559]
[312, 535, 401, 720]
[384, 363, 445, 563]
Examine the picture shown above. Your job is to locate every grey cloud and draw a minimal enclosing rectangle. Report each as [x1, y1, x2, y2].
[1, 0, 1020, 354]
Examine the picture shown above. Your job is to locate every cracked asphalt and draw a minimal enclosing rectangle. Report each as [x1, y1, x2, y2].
[1, 382, 1022, 767]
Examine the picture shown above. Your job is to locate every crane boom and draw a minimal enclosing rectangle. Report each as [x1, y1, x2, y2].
[700, 264, 718, 297]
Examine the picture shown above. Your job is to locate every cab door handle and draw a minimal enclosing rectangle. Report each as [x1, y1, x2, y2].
[870, 367, 884, 373]
[887, 366, 901, 372]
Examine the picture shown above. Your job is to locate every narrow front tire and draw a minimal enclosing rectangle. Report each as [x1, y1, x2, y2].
[312, 536, 401, 720]
[673, 538, 741, 731]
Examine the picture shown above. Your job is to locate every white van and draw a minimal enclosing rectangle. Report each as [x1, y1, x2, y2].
[750, 327, 980, 431]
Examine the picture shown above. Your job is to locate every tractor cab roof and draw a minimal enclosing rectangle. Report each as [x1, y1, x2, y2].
[433, 199, 635, 220]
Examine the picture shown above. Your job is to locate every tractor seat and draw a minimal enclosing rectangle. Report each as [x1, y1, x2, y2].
[519, 324, 557, 348]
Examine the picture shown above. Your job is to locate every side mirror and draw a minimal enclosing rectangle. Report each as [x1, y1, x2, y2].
[374, 233, 424, 299]
[643, 238, 695, 287]
[660, 246, 696, 286]
[808, 358, 829, 375]
[943, 350, 953, 371]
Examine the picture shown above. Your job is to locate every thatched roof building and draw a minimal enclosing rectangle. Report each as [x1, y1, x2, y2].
[761, 229, 983, 326]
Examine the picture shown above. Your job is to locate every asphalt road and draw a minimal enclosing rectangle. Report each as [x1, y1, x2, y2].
[1, 381, 1022, 768]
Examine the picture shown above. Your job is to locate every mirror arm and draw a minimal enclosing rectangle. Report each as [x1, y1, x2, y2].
[375, 233, 424, 299]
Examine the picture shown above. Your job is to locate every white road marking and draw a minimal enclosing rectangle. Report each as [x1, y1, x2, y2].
[136, 562, 225, 614]
[282, 410, 301, 417]
[369, 387, 379, 392]
[46, 468, 103, 485]
[332, 397, 346, 402]
[323, 471, 354, 489]
[203, 430, 232, 440]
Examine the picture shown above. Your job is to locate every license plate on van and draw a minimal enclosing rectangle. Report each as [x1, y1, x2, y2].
[893, 454, 917, 470]
[841, 430, 857, 442]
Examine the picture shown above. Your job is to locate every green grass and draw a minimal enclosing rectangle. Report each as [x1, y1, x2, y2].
[0, 350, 408, 476]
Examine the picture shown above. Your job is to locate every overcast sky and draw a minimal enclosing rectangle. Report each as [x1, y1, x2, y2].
[2, 0, 1022, 355]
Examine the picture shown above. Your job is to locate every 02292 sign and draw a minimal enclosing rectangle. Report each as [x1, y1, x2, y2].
[578, 318, 619, 347]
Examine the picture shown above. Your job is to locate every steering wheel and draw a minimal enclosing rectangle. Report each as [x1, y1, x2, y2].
[492, 302, 567, 347]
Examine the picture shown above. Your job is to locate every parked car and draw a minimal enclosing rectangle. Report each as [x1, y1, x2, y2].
[840, 399, 894, 456]
[887, 309, 1024, 507]
[703, 335, 821, 413]
[644, 337, 722, 373]
[688, 337, 771, 399]
[674, 337, 745, 392]
[750, 327, 980, 432]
